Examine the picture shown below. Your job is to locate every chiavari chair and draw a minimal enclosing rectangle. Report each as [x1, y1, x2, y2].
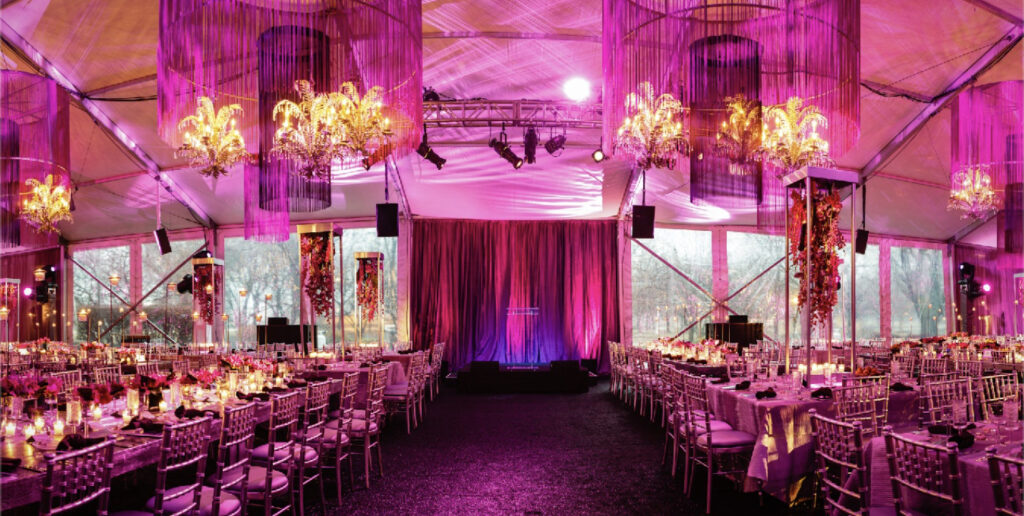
[841, 374, 889, 387]
[646, 350, 665, 421]
[207, 403, 257, 516]
[977, 374, 1020, 421]
[287, 381, 329, 516]
[428, 342, 445, 400]
[324, 373, 358, 498]
[112, 417, 215, 516]
[808, 410, 882, 516]
[883, 426, 964, 516]
[247, 391, 299, 516]
[350, 364, 387, 488]
[890, 354, 916, 382]
[681, 373, 754, 515]
[92, 365, 122, 385]
[383, 353, 423, 434]
[987, 446, 1024, 516]
[413, 351, 430, 425]
[40, 436, 116, 516]
[135, 362, 160, 377]
[832, 381, 890, 438]
[922, 377, 975, 425]
[920, 357, 949, 377]
[49, 370, 83, 397]
[36, 360, 67, 374]
[170, 360, 189, 375]
[954, 359, 984, 378]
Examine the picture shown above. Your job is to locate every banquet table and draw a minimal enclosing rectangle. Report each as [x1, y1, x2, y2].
[0, 381, 345, 512]
[861, 423, 1024, 515]
[667, 360, 727, 378]
[382, 353, 413, 372]
[706, 379, 920, 502]
[307, 360, 406, 387]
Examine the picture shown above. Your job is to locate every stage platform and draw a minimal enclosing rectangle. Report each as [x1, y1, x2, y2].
[456, 360, 593, 394]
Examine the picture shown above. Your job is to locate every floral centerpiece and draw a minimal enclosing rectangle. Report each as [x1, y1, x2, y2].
[75, 382, 125, 406]
[221, 354, 247, 371]
[788, 185, 845, 328]
[180, 369, 222, 389]
[356, 257, 379, 323]
[300, 232, 334, 318]
[854, 365, 881, 377]
[80, 341, 105, 352]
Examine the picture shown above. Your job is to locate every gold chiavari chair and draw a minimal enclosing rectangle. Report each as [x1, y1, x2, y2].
[429, 342, 446, 400]
[977, 374, 1020, 421]
[920, 357, 949, 377]
[92, 365, 122, 386]
[324, 373, 358, 498]
[286, 381, 329, 516]
[833, 381, 890, 438]
[954, 360, 984, 378]
[207, 403, 257, 516]
[809, 410, 883, 516]
[922, 377, 975, 425]
[987, 446, 1024, 516]
[40, 436, 116, 516]
[350, 364, 387, 489]
[383, 353, 423, 434]
[884, 426, 964, 516]
[247, 391, 299, 516]
[135, 363, 160, 377]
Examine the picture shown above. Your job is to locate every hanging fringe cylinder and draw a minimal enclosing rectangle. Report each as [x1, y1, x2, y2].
[603, 0, 859, 222]
[159, 0, 423, 241]
[0, 71, 71, 248]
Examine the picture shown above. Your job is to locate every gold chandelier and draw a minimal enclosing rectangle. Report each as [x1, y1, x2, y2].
[272, 81, 393, 181]
[176, 97, 251, 178]
[948, 163, 998, 219]
[759, 96, 835, 174]
[21, 174, 72, 234]
[715, 95, 763, 175]
[614, 82, 690, 171]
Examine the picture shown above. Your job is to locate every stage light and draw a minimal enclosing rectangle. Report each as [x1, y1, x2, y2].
[982, 283, 992, 293]
[33, 267, 45, 281]
[523, 127, 539, 164]
[416, 129, 445, 170]
[563, 77, 591, 102]
[489, 129, 523, 169]
[592, 148, 606, 162]
[422, 87, 440, 102]
[544, 133, 566, 156]
[23, 287, 32, 297]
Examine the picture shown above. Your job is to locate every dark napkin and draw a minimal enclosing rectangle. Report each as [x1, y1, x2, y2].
[755, 387, 777, 400]
[236, 392, 270, 402]
[686, 359, 708, 365]
[266, 387, 289, 393]
[710, 377, 730, 385]
[305, 375, 329, 383]
[0, 457, 21, 473]
[316, 365, 328, 371]
[122, 417, 166, 434]
[928, 423, 976, 435]
[890, 382, 914, 392]
[174, 406, 215, 420]
[359, 363, 371, 368]
[811, 387, 833, 399]
[56, 434, 104, 451]
[948, 431, 975, 450]
[734, 381, 751, 391]
[286, 379, 308, 389]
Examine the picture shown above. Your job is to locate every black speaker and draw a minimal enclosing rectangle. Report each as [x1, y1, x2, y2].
[958, 262, 975, 279]
[376, 203, 399, 237]
[632, 205, 655, 239]
[855, 229, 869, 254]
[153, 227, 172, 255]
[728, 315, 748, 323]
[176, 274, 193, 294]
[470, 361, 499, 374]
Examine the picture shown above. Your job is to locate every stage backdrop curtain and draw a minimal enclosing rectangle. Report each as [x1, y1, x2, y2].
[411, 219, 619, 372]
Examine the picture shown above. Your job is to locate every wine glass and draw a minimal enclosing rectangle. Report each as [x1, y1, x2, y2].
[1004, 395, 1020, 437]
[951, 398, 969, 434]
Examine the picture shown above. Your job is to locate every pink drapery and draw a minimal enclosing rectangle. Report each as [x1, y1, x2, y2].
[954, 242, 1023, 336]
[410, 219, 620, 372]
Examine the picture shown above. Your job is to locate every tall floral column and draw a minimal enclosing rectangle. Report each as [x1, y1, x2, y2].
[191, 255, 223, 351]
[355, 252, 383, 349]
[299, 224, 335, 354]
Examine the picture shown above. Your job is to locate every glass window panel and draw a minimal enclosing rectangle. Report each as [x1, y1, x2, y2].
[223, 234, 301, 349]
[140, 239, 203, 347]
[72, 245, 130, 345]
[340, 228, 398, 347]
[631, 228, 712, 343]
[830, 244, 881, 341]
[891, 246, 946, 338]
[726, 232, 789, 341]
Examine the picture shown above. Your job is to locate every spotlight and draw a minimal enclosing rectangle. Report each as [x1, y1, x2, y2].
[523, 127, 539, 164]
[416, 129, 445, 170]
[23, 287, 33, 297]
[563, 77, 591, 102]
[423, 87, 441, 102]
[489, 130, 523, 169]
[982, 283, 992, 293]
[544, 133, 566, 156]
[592, 147, 606, 162]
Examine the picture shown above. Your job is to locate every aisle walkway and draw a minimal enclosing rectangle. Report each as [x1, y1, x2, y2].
[331, 382, 804, 515]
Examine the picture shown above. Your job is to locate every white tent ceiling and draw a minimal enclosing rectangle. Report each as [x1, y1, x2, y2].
[0, 0, 1021, 244]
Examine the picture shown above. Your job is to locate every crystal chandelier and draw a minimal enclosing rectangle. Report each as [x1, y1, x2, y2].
[272, 80, 344, 181]
[176, 97, 251, 178]
[329, 82, 392, 164]
[948, 163, 998, 219]
[760, 96, 835, 174]
[715, 95, 763, 176]
[614, 82, 690, 171]
[21, 174, 72, 234]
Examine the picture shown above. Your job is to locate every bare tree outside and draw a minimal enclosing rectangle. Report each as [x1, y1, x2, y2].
[891, 246, 946, 338]
[72, 245, 131, 345]
[631, 228, 713, 343]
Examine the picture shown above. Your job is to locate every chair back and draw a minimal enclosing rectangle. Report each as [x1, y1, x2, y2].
[987, 446, 1024, 516]
[171, 361, 189, 375]
[210, 403, 257, 516]
[884, 427, 963, 516]
[977, 374, 1020, 420]
[922, 377, 975, 425]
[334, 373, 359, 447]
[92, 365, 122, 385]
[40, 436, 116, 516]
[135, 362, 160, 377]
[833, 381, 890, 437]
[809, 409, 868, 516]
[364, 364, 389, 427]
[49, 370, 83, 397]
[921, 357, 949, 375]
[153, 417, 213, 516]
[955, 360, 984, 378]
[300, 380, 332, 460]
[891, 354, 917, 381]
[261, 391, 301, 494]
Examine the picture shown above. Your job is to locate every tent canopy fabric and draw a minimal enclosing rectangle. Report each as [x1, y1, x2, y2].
[0, 0, 1020, 245]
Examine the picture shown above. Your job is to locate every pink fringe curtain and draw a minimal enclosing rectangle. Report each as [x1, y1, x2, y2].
[159, 0, 422, 241]
[0, 71, 70, 250]
[410, 219, 620, 372]
[954, 243, 1023, 336]
[602, 0, 859, 219]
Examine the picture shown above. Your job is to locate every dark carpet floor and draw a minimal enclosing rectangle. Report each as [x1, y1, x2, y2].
[325, 381, 816, 515]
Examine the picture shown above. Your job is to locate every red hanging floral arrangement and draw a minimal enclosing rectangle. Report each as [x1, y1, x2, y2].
[788, 183, 845, 328]
[356, 258, 379, 323]
[300, 233, 334, 318]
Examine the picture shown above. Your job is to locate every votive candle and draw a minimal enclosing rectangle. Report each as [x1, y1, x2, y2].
[53, 419, 64, 437]
[158, 401, 168, 413]
[34, 416, 44, 432]
[4, 421, 15, 437]
[92, 406, 103, 421]
[23, 424, 34, 439]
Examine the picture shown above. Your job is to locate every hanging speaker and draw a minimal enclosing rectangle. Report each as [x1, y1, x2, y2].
[376, 203, 399, 237]
[153, 227, 172, 255]
[855, 229, 869, 255]
[632, 205, 655, 239]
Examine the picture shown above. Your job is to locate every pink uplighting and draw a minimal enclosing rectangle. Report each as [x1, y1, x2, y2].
[982, 283, 992, 293]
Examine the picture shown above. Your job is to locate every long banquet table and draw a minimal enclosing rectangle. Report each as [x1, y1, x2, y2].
[706, 379, 920, 502]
